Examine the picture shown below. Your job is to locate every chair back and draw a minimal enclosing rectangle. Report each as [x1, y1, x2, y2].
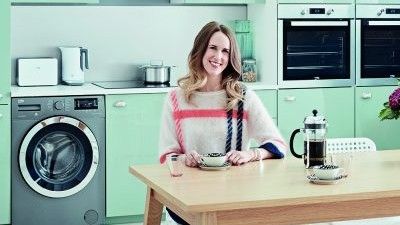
[326, 137, 376, 154]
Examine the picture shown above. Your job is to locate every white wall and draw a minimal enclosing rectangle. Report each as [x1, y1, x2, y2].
[11, 6, 246, 85]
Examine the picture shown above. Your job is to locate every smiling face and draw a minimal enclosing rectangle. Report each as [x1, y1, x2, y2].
[202, 31, 231, 78]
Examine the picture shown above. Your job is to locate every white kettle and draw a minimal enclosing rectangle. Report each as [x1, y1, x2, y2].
[59, 46, 89, 85]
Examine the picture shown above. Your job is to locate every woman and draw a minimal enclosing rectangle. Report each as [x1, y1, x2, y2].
[159, 20, 287, 225]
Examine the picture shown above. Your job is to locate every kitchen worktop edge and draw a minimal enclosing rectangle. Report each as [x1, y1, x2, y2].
[11, 82, 278, 97]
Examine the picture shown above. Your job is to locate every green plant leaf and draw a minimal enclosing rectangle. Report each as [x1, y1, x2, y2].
[379, 107, 395, 121]
[383, 102, 389, 107]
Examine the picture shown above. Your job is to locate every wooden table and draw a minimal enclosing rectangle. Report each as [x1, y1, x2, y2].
[129, 150, 400, 225]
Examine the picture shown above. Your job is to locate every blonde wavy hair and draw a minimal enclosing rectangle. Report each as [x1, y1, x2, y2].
[178, 21, 243, 110]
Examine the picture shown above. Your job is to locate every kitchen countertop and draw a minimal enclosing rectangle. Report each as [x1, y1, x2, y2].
[11, 82, 278, 97]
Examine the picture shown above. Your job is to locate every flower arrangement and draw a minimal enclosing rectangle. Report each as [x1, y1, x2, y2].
[379, 80, 400, 121]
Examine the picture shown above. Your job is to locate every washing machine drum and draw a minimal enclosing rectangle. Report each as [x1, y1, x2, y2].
[19, 116, 99, 198]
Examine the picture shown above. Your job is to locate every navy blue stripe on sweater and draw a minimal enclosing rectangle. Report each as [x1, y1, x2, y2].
[236, 99, 244, 151]
[259, 142, 284, 159]
[225, 109, 233, 153]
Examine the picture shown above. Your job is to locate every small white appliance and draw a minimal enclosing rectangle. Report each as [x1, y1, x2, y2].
[17, 58, 58, 86]
[59, 46, 89, 85]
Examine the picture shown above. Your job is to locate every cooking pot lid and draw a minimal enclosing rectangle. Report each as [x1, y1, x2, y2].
[142, 64, 170, 69]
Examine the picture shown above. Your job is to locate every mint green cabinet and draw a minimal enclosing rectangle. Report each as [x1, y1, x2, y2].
[11, 0, 98, 3]
[278, 87, 355, 155]
[278, 0, 353, 3]
[0, 105, 10, 225]
[254, 89, 277, 124]
[250, 90, 277, 148]
[356, 0, 398, 3]
[171, 0, 265, 4]
[355, 86, 400, 150]
[106, 93, 165, 217]
[0, 0, 10, 105]
[0, 1, 10, 223]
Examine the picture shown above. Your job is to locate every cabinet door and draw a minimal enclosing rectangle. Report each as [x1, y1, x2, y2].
[0, 105, 10, 224]
[0, 0, 10, 105]
[11, 0, 98, 3]
[106, 93, 165, 217]
[278, 87, 355, 156]
[278, 0, 353, 3]
[250, 90, 277, 148]
[171, 0, 265, 4]
[254, 89, 277, 124]
[356, 0, 398, 3]
[356, 86, 400, 150]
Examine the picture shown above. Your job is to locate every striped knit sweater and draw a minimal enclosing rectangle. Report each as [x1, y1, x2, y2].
[159, 87, 288, 163]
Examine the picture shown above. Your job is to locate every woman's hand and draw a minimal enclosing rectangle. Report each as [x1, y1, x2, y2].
[226, 150, 253, 166]
[184, 150, 201, 167]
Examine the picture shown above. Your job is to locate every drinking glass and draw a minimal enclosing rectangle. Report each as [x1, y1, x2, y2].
[167, 155, 183, 177]
[328, 153, 353, 176]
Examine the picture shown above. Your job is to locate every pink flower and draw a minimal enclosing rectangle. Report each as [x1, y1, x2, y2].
[389, 88, 400, 110]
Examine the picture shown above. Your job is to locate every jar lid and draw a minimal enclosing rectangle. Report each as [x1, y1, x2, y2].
[243, 59, 256, 63]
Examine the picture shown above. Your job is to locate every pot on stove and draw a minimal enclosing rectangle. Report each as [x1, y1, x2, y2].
[140, 60, 175, 84]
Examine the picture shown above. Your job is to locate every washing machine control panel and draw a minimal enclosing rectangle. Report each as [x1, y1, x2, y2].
[12, 96, 104, 120]
[74, 98, 98, 110]
[54, 101, 64, 110]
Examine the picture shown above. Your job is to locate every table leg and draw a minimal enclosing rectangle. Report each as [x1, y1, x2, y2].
[144, 187, 163, 225]
[195, 212, 217, 225]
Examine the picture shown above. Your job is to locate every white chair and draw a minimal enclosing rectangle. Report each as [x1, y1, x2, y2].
[313, 138, 399, 225]
[326, 137, 376, 154]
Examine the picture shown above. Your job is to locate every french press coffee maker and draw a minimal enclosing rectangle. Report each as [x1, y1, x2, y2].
[289, 109, 327, 168]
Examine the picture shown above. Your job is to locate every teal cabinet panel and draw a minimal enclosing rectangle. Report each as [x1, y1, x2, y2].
[12, 0, 98, 3]
[278, 0, 353, 3]
[171, 0, 264, 4]
[0, 105, 11, 224]
[0, 0, 10, 105]
[355, 86, 400, 150]
[278, 87, 355, 156]
[251, 90, 277, 147]
[106, 93, 165, 217]
[254, 89, 277, 120]
[356, 0, 399, 3]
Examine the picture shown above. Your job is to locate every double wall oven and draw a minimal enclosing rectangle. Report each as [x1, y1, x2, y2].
[356, 4, 400, 86]
[278, 4, 355, 88]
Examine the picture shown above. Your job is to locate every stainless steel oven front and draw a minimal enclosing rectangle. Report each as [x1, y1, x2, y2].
[278, 4, 355, 88]
[356, 4, 400, 86]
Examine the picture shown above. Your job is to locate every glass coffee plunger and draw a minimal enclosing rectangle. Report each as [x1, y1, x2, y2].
[290, 109, 327, 168]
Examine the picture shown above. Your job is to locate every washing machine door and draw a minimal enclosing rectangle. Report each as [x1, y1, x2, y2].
[19, 116, 99, 198]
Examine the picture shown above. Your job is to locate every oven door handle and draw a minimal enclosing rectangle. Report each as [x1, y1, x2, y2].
[291, 21, 349, 27]
[368, 21, 400, 26]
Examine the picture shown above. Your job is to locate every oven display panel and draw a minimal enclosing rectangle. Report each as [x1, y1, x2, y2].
[386, 8, 400, 15]
[310, 8, 325, 15]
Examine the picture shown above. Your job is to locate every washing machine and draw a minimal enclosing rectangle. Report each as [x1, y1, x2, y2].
[11, 96, 105, 225]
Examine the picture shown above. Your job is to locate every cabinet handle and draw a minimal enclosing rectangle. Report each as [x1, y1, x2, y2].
[114, 101, 127, 108]
[284, 96, 296, 102]
[361, 93, 372, 99]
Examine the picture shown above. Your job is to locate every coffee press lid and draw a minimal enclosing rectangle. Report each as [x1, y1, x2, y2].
[304, 109, 327, 129]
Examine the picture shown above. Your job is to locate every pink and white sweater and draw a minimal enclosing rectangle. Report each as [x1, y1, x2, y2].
[159, 87, 288, 163]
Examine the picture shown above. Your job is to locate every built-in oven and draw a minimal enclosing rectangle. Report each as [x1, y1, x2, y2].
[278, 4, 355, 88]
[356, 4, 400, 86]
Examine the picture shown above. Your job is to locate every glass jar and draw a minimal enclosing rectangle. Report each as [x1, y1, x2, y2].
[242, 59, 257, 82]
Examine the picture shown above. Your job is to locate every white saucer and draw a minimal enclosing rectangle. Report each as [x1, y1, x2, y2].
[307, 174, 347, 185]
[199, 162, 231, 171]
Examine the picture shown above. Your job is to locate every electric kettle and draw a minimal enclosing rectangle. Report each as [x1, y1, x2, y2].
[289, 109, 327, 168]
[59, 46, 89, 85]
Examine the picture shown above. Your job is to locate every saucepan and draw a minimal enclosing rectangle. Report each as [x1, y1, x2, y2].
[140, 60, 175, 84]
